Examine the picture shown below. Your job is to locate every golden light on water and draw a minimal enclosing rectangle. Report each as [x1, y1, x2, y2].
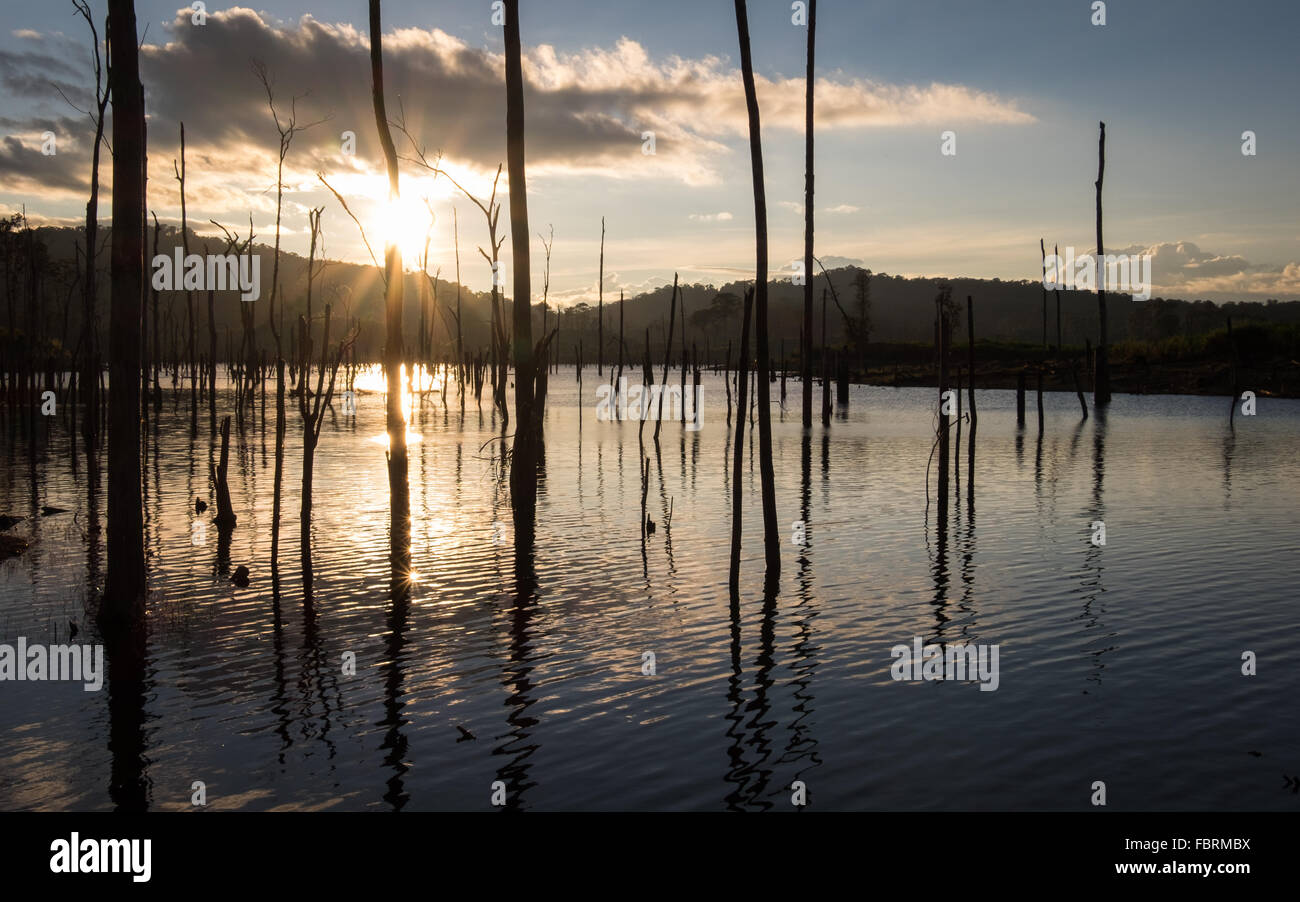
[351, 364, 453, 448]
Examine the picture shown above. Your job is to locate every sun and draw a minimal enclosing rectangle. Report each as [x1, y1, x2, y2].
[378, 194, 435, 266]
[375, 174, 451, 268]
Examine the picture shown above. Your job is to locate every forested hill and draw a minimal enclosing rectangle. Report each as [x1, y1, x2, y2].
[15, 223, 1300, 362]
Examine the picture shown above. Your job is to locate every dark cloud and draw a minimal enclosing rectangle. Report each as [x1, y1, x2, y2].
[0, 112, 94, 194]
[4, 7, 1031, 192]
[134, 8, 648, 179]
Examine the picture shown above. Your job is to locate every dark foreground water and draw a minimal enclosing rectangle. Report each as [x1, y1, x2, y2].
[2, 369, 1298, 811]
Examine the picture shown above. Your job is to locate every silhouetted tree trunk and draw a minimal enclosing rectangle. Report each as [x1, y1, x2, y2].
[454, 207, 464, 409]
[504, 0, 541, 538]
[734, 0, 780, 583]
[254, 61, 321, 590]
[654, 274, 678, 443]
[728, 288, 754, 596]
[1036, 370, 1044, 435]
[174, 123, 197, 434]
[102, 0, 146, 620]
[615, 290, 625, 417]
[1094, 121, 1111, 406]
[598, 216, 604, 377]
[214, 415, 236, 532]
[801, 0, 816, 429]
[725, 340, 732, 426]
[966, 295, 977, 428]
[1054, 242, 1062, 351]
[679, 294, 687, 424]
[1016, 369, 1026, 426]
[821, 287, 830, 427]
[207, 242, 218, 435]
[1227, 316, 1238, 429]
[1039, 237, 1048, 350]
[75, 0, 108, 463]
[936, 294, 950, 502]
[299, 289, 346, 592]
[370, 0, 410, 569]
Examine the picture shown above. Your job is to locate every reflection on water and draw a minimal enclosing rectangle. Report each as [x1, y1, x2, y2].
[2, 371, 1299, 811]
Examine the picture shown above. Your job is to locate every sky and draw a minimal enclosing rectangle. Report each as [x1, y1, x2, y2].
[2, 0, 1298, 305]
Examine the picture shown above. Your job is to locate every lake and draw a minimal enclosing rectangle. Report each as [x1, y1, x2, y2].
[2, 369, 1297, 811]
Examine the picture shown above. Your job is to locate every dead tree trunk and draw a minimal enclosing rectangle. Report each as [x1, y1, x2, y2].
[728, 288, 754, 595]
[174, 123, 198, 434]
[801, 0, 816, 429]
[1093, 122, 1111, 406]
[76, 0, 109, 461]
[102, 0, 147, 620]
[454, 207, 464, 408]
[936, 295, 951, 504]
[654, 273, 678, 443]
[734, 0, 780, 582]
[1054, 242, 1062, 351]
[1016, 370, 1026, 426]
[1036, 369, 1044, 435]
[615, 290, 625, 417]
[820, 288, 830, 427]
[505, 0, 542, 540]
[1039, 238, 1048, 351]
[725, 341, 732, 426]
[370, 0, 410, 569]
[214, 415, 236, 531]
[598, 215, 604, 377]
[966, 295, 977, 428]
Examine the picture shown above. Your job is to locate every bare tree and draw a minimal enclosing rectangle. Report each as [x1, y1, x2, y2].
[65, 0, 110, 463]
[1094, 121, 1111, 406]
[453, 207, 464, 407]
[297, 207, 355, 590]
[801, 0, 816, 429]
[504, 0, 554, 537]
[172, 124, 197, 432]
[655, 274, 678, 443]
[369, 0, 410, 569]
[253, 60, 325, 588]
[539, 224, 552, 335]
[394, 123, 509, 422]
[1039, 237, 1048, 350]
[101, 0, 146, 619]
[733, 0, 780, 582]
[598, 216, 605, 376]
[729, 289, 755, 594]
[1054, 241, 1062, 350]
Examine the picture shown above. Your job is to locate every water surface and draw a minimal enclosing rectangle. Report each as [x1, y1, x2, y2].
[2, 370, 1297, 811]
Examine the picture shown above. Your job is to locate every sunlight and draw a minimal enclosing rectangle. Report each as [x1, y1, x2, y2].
[349, 363, 452, 448]
[378, 194, 432, 264]
[375, 174, 452, 267]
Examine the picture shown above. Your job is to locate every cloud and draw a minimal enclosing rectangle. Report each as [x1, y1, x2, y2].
[0, 116, 94, 194]
[1112, 241, 1300, 299]
[688, 211, 733, 222]
[765, 201, 860, 216]
[0, 7, 1037, 199]
[816, 255, 866, 269]
[0, 37, 87, 105]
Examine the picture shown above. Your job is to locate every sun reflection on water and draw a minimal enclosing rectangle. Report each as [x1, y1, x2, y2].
[349, 363, 454, 447]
